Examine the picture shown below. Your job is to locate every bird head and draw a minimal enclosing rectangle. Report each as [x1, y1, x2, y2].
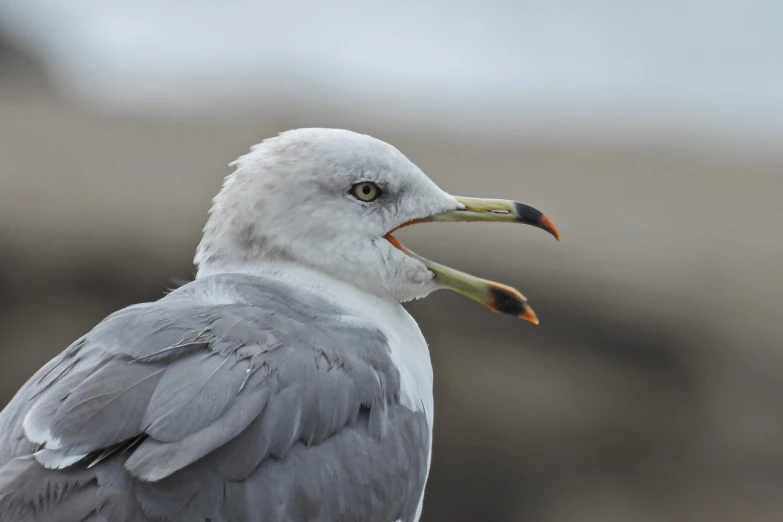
[195, 128, 560, 323]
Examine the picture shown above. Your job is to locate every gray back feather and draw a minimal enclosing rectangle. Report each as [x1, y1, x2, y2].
[0, 274, 429, 521]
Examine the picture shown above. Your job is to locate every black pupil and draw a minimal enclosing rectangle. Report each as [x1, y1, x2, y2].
[362, 185, 371, 195]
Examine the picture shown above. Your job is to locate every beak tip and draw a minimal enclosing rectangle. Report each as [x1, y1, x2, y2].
[512, 203, 561, 243]
[538, 214, 562, 243]
[519, 307, 540, 325]
[487, 285, 540, 324]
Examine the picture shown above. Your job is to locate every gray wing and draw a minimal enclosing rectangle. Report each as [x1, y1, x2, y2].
[0, 274, 429, 522]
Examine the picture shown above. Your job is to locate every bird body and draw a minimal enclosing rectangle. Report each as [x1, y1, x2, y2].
[0, 268, 431, 521]
[0, 129, 559, 521]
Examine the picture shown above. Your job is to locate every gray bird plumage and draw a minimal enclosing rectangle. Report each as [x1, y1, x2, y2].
[0, 274, 429, 521]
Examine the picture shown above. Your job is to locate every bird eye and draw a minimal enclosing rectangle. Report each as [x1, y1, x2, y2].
[350, 182, 382, 202]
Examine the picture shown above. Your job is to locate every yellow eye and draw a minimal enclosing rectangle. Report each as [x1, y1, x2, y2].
[350, 182, 382, 202]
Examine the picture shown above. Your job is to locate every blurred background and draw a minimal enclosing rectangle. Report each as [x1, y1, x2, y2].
[1, 1, 782, 521]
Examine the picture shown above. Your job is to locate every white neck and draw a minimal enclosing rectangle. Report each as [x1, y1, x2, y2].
[197, 260, 390, 311]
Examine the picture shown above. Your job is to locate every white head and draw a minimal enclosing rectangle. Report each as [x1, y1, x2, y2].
[196, 128, 560, 321]
[196, 129, 458, 301]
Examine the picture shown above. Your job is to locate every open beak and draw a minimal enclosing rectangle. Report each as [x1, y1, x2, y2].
[384, 196, 561, 325]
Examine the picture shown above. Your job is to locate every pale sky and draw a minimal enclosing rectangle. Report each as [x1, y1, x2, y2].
[2, 0, 781, 151]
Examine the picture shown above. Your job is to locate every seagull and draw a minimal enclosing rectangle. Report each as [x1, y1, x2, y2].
[0, 128, 560, 522]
